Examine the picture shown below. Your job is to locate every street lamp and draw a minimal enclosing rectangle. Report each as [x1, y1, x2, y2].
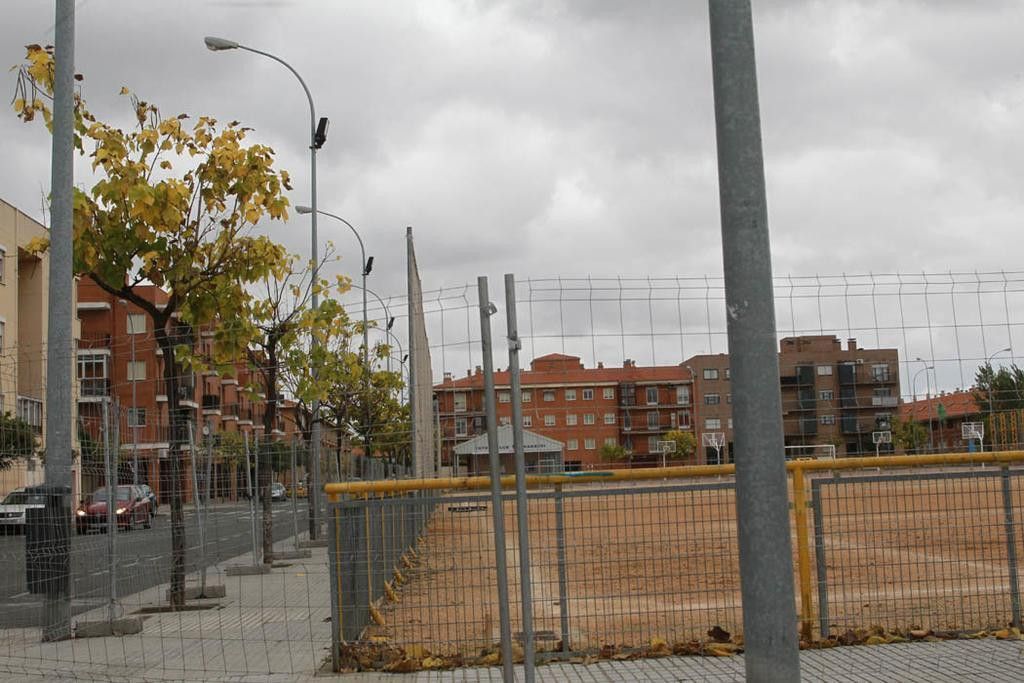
[119, 300, 140, 485]
[986, 347, 1013, 451]
[205, 36, 328, 537]
[296, 207, 374, 457]
[912, 360, 934, 453]
[347, 282, 404, 377]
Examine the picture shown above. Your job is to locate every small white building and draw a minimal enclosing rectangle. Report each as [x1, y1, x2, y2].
[453, 425, 564, 475]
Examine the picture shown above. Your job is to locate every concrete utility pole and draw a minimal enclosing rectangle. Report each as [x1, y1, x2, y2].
[42, 0, 75, 643]
[708, 1, 801, 680]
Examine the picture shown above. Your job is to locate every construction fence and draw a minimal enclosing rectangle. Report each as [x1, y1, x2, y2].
[324, 451, 1024, 671]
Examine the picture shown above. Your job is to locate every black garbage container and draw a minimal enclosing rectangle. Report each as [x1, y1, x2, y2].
[25, 485, 70, 595]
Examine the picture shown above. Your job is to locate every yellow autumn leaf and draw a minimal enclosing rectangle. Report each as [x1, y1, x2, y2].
[119, 86, 130, 95]
[13, 98, 25, 114]
[24, 236, 50, 254]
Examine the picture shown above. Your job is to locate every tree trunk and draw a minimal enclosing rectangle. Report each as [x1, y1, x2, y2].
[156, 328, 187, 608]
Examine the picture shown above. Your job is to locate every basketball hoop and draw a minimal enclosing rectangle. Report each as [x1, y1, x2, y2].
[872, 430, 892, 457]
[656, 440, 677, 468]
[701, 432, 726, 465]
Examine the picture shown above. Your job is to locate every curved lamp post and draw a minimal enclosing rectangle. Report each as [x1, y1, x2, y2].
[205, 35, 329, 537]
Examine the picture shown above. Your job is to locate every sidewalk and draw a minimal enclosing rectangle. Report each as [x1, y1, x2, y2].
[0, 534, 1021, 681]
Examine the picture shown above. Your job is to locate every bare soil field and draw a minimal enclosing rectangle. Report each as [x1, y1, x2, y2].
[376, 468, 1022, 657]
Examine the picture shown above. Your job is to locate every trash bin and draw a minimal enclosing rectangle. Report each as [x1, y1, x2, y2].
[25, 485, 70, 595]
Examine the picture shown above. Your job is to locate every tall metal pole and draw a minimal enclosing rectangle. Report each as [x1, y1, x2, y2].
[708, 2, 801, 680]
[478, 277, 514, 681]
[103, 399, 116, 624]
[42, 0, 75, 642]
[504, 273, 535, 681]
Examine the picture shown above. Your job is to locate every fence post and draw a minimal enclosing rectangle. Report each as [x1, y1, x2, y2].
[811, 478, 830, 638]
[554, 484, 571, 653]
[363, 493, 374, 613]
[505, 273, 536, 680]
[791, 466, 814, 640]
[478, 275, 515, 681]
[1001, 466, 1022, 627]
[329, 499, 343, 671]
[342, 500, 366, 642]
[102, 398, 116, 624]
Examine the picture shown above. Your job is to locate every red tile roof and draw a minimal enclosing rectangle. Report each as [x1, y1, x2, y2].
[899, 390, 980, 421]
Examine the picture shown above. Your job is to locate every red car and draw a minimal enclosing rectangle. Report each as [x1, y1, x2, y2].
[76, 485, 152, 534]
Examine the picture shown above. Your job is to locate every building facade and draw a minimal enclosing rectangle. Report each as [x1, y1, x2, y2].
[434, 335, 901, 472]
[0, 199, 82, 498]
[76, 276, 299, 503]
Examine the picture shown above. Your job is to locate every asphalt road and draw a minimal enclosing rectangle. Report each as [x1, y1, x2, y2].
[0, 500, 309, 627]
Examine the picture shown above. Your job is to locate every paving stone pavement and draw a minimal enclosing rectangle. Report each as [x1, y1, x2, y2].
[0, 531, 1021, 681]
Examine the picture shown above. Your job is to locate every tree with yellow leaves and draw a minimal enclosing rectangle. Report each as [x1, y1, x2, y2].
[13, 45, 291, 606]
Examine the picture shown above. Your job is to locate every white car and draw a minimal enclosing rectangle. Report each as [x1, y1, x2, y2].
[0, 489, 47, 535]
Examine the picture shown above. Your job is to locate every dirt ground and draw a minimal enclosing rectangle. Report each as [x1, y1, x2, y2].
[377, 468, 1022, 657]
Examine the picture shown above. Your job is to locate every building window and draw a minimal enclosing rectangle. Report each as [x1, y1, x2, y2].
[820, 390, 834, 401]
[872, 364, 891, 382]
[0, 246, 5, 283]
[0, 320, 5, 351]
[603, 387, 615, 400]
[499, 416, 510, 426]
[725, 368, 731, 379]
[584, 438, 596, 450]
[646, 387, 658, 405]
[127, 313, 146, 335]
[583, 413, 595, 425]
[566, 414, 578, 426]
[127, 360, 146, 382]
[703, 368, 719, 380]
[604, 413, 616, 425]
[454, 393, 467, 412]
[16, 396, 42, 433]
[704, 393, 721, 406]
[705, 417, 722, 430]
[624, 412, 632, 430]
[498, 391, 510, 403]
[820, 415, 836, 425]
[567, 439, 578, 451]
[604, 437, 617, 447]
[678, 410, 691, 428]
[582, 388, 594, 400]
[676, 386, 691, 405]
[727, 418, 733, 429]
[647, 411, 659, 429]
[543, 390, 556, 402]
[544, 414, 556, 427]
[726, 393, 732, 404]
[523, 415, 532, 427]
[565, 389, 577, 401]
[817, 365, 833, 376]
[648, 436, 660, 453]
[455, 417, 467, 436]
[522, 390, 532, 403]
[128, 408, 147, 427]
[78, 352, 109, 397]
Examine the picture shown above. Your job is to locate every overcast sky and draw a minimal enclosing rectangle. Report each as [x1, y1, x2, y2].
[3, 1, 1024, 390]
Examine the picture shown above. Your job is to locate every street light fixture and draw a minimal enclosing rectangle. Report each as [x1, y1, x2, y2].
[205, 35, 327, 538]
[912, 360, 934, 453]
[296, 206, 374, 458]
[986, 347, 1013, 451]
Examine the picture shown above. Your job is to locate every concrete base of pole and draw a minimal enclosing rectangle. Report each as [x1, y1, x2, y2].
[298, 538, 327, 549]
[164, 585, 226, 601]
[268, 549, 311, 560]
[225, 565, 271, 576]
[74, 617, 144, 637]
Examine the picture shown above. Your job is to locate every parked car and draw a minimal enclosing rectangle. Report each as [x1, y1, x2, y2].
[76, 485, 152, 534]
[136, 484, 158, 515]
[0, 488, 47, 535]
[270, 483, 287, 502]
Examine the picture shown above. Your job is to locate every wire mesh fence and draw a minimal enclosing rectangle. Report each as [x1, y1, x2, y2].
[325, 453, 1024, 673]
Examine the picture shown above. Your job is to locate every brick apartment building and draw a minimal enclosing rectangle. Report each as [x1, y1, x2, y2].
[899, 390, 981, 452]
[76, 276, 300, 503]
[434, 335, 901, 471]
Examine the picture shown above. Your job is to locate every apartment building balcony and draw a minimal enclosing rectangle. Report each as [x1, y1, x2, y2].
[78, 377, 111, 401]
[841, 415, 864, 434]
[201, 394, 221, 416]
[871, 396, 899, 407]
[156, 381, 199, 409]
[222, 403, 239, 421]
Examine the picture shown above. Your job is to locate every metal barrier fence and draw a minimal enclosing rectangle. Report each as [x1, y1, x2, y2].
[324, 451, 1024, 671]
